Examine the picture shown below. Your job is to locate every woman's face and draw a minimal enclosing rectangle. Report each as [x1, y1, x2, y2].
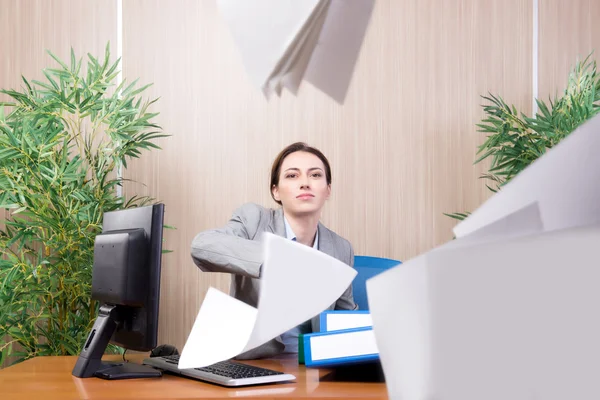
[272, 151, 331, 216]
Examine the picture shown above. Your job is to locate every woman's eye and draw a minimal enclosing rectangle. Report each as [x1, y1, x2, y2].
[311, 173, 322, 178]
[285, 174, 297, 179]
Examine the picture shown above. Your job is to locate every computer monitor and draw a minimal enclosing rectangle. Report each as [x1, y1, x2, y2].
[72, 203, 165, 379]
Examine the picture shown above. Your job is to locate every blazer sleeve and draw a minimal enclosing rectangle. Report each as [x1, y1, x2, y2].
[190, 203, 265, 278]
[334, 241, 359, 311]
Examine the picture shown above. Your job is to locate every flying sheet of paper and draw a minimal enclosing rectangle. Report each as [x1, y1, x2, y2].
[441, 201, 544, 251]
[454, 113, 600, 238]
[263, 0, 330, 97]
[216, 0, 323, 90]
[366, 253, 431, 400]
[365, 201, 544, 399]
[278, 2, 328, 96]
[303, 0, 376, 103]
[368, 224, 600, 400]
[217, 0, 375, 103]
[178, 233, 357, 369]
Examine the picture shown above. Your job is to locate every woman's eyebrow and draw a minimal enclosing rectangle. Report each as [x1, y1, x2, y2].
[283, 167, 323, 172]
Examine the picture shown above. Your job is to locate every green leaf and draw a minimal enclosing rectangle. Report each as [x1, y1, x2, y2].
[42, 69, 60, 91]
[70, 48, 77, 74]
[128, 83, 153, 97]
[46, 50, 70, 72]
[442, 212, 471, 221]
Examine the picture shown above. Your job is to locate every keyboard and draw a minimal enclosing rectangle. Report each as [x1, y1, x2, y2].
[142, 354, 296, 387]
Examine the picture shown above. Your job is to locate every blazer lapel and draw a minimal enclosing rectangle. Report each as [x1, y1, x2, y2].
[271, 207, 286, 237]
[312, 223, 339, 330]
[317, 223, 336, 259]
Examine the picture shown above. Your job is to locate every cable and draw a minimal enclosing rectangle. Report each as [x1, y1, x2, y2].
[122, 348, 127, 362]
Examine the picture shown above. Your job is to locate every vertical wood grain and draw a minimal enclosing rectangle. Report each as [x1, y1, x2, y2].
[538, 0, 600, 101]
[0, 0, 117, 87]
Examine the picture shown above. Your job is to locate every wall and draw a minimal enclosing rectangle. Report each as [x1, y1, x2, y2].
[1, 0, 598, 358]
[538, 0, 600, 100]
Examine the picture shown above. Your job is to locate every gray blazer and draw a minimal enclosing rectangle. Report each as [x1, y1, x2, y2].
[191, 203, 357, 359]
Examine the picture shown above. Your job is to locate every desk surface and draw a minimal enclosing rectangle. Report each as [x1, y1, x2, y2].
[0, 356, 388, 399]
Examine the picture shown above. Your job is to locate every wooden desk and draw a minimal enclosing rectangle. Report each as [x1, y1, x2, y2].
[0, 356, 388, 399]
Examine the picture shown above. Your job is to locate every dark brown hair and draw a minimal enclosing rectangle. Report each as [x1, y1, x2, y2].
[270, 142, 332, 205]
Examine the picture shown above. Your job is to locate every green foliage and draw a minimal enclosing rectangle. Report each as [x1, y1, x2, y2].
[0, 43, 167, 365]
[446, 53, 600, 222]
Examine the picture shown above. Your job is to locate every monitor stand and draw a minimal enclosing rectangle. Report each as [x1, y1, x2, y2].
[94, 361, 162, 380]
[72, 304, 161, 379]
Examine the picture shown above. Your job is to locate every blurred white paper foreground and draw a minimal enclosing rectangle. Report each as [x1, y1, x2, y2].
[178, 233, 356, 369]
[367, 114, 600, 399]
[217, 0, 375, 103]
[368, 224, 600, 400]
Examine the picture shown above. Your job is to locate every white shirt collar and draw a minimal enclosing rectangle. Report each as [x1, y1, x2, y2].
[283, 216, 319, 249]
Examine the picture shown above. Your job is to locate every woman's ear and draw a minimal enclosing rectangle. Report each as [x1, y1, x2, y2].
[272, 185, 280, 202]
[326, 184, 331, 200]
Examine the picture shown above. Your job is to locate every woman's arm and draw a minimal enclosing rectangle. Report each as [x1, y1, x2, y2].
[190, 203, 265, 278]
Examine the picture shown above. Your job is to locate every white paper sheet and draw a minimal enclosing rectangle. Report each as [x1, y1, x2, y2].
[263, 0, 330, 98]
[363, 202, 545, 398]
[368, 225, 600, 400]
[304, 0, 376, 103]
[178, 287, 258, 368]
[440, 201, 544, 251]
[454, 113, 600, 238]
[361, 200, 545, 398]
[216, 0, 323, 90]
[243, 231, 357, 351]
[217, 0, 374, 103]
[178, 232, 356, 369]
[366, 253, 431, 400]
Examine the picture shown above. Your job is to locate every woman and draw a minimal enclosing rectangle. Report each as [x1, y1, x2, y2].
[191, 142, 357, 359]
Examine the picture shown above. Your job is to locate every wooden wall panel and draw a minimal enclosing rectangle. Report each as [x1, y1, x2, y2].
[539, 0, 600, 101]
[0, 0, 117, 88]
[123, 0, 532, 351]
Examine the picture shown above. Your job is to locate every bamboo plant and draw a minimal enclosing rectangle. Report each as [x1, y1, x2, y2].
[446, 54, 600, 221]
[0, 43, 167, 366]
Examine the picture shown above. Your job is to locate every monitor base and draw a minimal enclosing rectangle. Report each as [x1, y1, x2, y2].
[94, 362, 162, 380]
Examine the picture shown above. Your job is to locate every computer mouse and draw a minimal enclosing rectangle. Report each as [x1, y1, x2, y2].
[150, 344, 179, 357]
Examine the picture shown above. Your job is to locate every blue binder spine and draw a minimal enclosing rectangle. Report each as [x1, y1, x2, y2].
[303, 327, 379, 368]
[319, 310, 371, 332]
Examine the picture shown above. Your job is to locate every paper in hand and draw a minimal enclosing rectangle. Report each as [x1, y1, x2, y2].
[178, 232, 356, 369]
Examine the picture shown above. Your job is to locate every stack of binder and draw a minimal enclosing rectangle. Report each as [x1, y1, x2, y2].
[300, 311, 379, 368]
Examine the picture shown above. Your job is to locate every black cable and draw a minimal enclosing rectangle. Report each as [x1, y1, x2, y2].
[122, 348, 127, 362]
